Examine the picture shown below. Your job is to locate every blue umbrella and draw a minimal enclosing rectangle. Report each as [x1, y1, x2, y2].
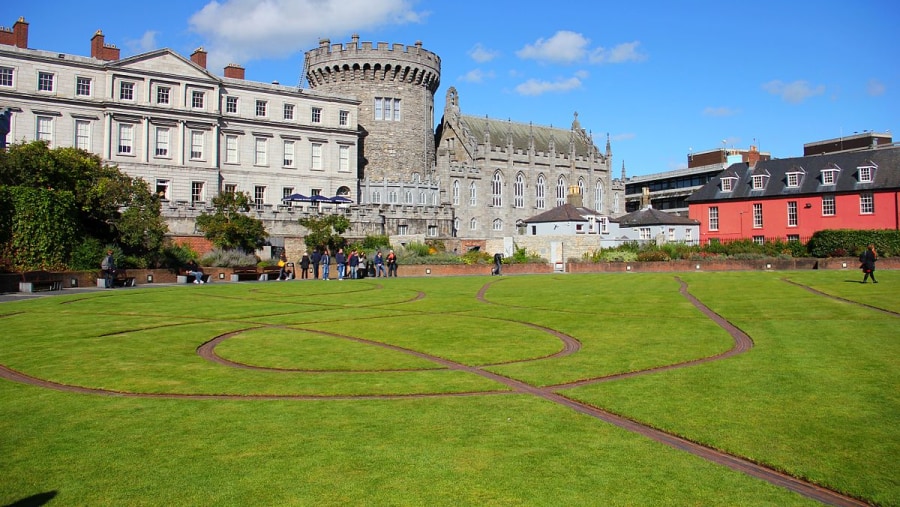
[328, 195, 353, 204]
[282, 193, 309, 202]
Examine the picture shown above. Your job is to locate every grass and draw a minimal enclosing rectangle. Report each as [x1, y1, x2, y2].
[0, 271, 897, 506]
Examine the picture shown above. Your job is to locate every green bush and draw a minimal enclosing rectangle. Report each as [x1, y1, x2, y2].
[69, 237, 106, 271]
[807, 229, 900, 258]
[200, 248, 258, 267]
[359, 235, 391, 251]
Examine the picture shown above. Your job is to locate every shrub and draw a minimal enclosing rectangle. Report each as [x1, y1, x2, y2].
[200, 248, 258, 267]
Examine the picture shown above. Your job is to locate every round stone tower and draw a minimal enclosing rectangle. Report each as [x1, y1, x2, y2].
[304, 36, 441, 183]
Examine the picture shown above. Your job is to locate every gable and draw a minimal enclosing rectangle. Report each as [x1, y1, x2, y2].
[110, 50, 217, 82]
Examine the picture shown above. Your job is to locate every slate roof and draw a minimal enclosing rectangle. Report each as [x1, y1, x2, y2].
[458, 114, 597, 157]
[523, 204, 603, 223]
[617, 206, 700, 227]
[687, 146, 900, 203]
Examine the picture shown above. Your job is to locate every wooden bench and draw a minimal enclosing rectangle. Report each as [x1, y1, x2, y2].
[176, 272, 211, 284]
[230, 266, 261, 282]
[96, 269, 136, 288]
[20, 271, 64, 292]
[261, 266, 282, 281]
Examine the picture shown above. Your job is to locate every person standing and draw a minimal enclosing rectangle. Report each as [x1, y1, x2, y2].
[299, 251, 310, 279]
[321, 248, 331, 280]
[277, 250, 289, 280]
[861, 243, 878, 283]
[101, 249, 116, 288]
[492, 252, 503, 276]
[348, 249, 359, 279]
[335, 248, 346, 280]
[386, 249, 398, 277]
[374, 250, 386, 277]
[311, 249, 321, 280]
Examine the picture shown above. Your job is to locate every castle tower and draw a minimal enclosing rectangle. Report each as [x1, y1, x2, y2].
[304, 37, 441, 184]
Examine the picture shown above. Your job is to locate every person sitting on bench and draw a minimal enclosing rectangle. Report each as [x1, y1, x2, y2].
[185, 260, 205, 284]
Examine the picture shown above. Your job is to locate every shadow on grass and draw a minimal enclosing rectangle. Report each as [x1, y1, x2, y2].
[4, 491, 58, 506]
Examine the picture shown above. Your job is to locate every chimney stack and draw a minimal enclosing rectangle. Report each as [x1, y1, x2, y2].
[90, 30, 120, 61]
[0, 17, 29, 48]
[190, 47, 207, 69]
[223, 63, 244, 80]
[566, 185, 583, 207]
[747, 145, 760, 168]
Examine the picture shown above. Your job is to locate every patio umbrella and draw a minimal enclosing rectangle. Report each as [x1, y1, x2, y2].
[328, 195, 353, 204]
[282, 193, 309, 202]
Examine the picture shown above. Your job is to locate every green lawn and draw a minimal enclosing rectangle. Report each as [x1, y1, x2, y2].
[0, 271, 896, 506]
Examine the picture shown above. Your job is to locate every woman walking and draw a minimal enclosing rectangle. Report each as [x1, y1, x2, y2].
[861, 243, 878, 283]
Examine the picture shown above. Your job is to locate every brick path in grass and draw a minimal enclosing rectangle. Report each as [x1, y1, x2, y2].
[0, 277, 872, 506]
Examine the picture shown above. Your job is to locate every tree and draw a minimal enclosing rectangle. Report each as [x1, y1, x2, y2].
[195, 191, 268, 252]
[299, 215, 350, 253]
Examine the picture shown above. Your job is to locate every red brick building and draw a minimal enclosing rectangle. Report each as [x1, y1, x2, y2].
[687, 145, 900, 244]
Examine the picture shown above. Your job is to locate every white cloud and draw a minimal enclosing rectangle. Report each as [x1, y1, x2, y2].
[469, 43, 499, 63]
[611, 132, 635, 142]
[702, 106, 739, 117]
[762, 79, 825, 104]
[867, 78, 886, 97]
[516, 30, 589, 64]
[127, 31, 159, 54]
[188, 0, 425, 70]
[588, 41, 646, 64]
[514, 76, 582, 96]
[458, 69, 495, 83]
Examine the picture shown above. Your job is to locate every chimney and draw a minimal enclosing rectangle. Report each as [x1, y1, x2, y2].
[747, 145, 760, 168]
[0, 17, 29, 48]
[191, 47, 207, 69]
[90, 30, 120, 61]
[566, 185, 583, 207]
[224, 63, 244, 79]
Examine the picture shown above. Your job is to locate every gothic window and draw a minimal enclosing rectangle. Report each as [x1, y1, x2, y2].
[514, 173, 525, 208]
[452, 180, 460, 206]
[469, 181, 477, 206]
[556, 176, 566, 207]
[536, 175, 546, 209]
[594, 180, 603, 211]
[492, 171, 503, 207]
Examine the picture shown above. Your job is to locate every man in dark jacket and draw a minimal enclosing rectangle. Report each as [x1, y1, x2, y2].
[310, 249, 321, 279]
[101, 249, 116, 288]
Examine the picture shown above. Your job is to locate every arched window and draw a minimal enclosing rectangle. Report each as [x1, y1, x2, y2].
[492, 218, 503, 231]
[469, 218, 477, 230]
[578, 178, 586, 203]
[514, 173, 525, 208]
[469, 181, 477, 206]
[536, 174, 546, 209]
[453, 217, 460, 234]
[492, 171, 503, 207]
[556, 176, 567, 207]
[614, 193, 620, 213]
[594, 180, 604, 211]
[372, 190, 381, 204]
[452, 180, 460, 206]
[405, 190, 413, 204]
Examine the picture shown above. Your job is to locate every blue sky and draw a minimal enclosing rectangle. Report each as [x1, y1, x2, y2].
[3, 0, 897, 176]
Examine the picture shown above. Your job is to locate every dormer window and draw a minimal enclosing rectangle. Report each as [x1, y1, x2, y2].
[858, 163, 876, 183]
[721, 177, 737, 192]
[751, 174, 768, 190]
[785, 168, 805, 188]
[821, 168, 839, 185]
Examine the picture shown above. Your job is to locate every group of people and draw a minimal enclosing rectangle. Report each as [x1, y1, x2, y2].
[294, 248, 398, 280]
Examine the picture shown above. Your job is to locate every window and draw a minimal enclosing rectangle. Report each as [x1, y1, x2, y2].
[787, 234, 800, 242]
[428, 225, 437, 237]
[339, 145, 350, 172]
[76, 77, 91, 96]
[787, 201, 797, 227]
[311, 143, 323, 170]
[751, 175, 767, 190]
[822, 195, 836, 216]
[224, 184, 237, 194]
[858, 165, 875, 183]
[119, 81, 134, 101]
[514, 174, 525, 208]
[155, 127, 170, 157]
[117, 123, 133, 154]
[708, 207, 719, 231]
[418, 191, 426, 205]
[256, 100, 267, 117]
[452, 180, 460, 206]
[470, 218, 477, 231]
[640, 227, 651, 240]
[225, 96, 238, 113]
[786, 172, 801, 188]
[453, 218, 460, 234]
[493, 219, 503, 231]
[157, 86, 170, 105]
[388, 191, 398, 204]
[594, 181, 603, 211]
[753, 236, 764, 245]
[339, 110, 349, 126]
[255, 138, 268, 165]
[374, 97, 401, 121]
[38, 71, 54, 92]
[721, 177, 735, 192]
[191, 182, 204, 204]
[190, 130, 204, 160]
[536, 175, 546, 209]
[491, 172, 502, 207]
[821, 169, 838, 185]
[556, 176, 566, 207]
[469, 181, 477, 206]
[283, 104, 294, 120]
[668, 228, 676, 241]
[371, 190, 381, 204]
[191, 90, 204, 109]
[283, 187, 294, 200]
[156, 179, 169, 200]
[614, 193, 620, 213]
[254, 186, 265, 209]
[860, 193, 874, 214]
[283, 140, 294, 167]
[752, 203, 763, 228]
[397, 225, 409, 235]
[685, 228, 692, 242]
[225, 135, 239, 164]
[0, 66, 12, 87]
[75, 120, 91, 151]
[311, 107, 322, 123]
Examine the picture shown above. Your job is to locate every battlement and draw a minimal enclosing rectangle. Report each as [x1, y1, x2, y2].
[305, 36, 441, 68]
